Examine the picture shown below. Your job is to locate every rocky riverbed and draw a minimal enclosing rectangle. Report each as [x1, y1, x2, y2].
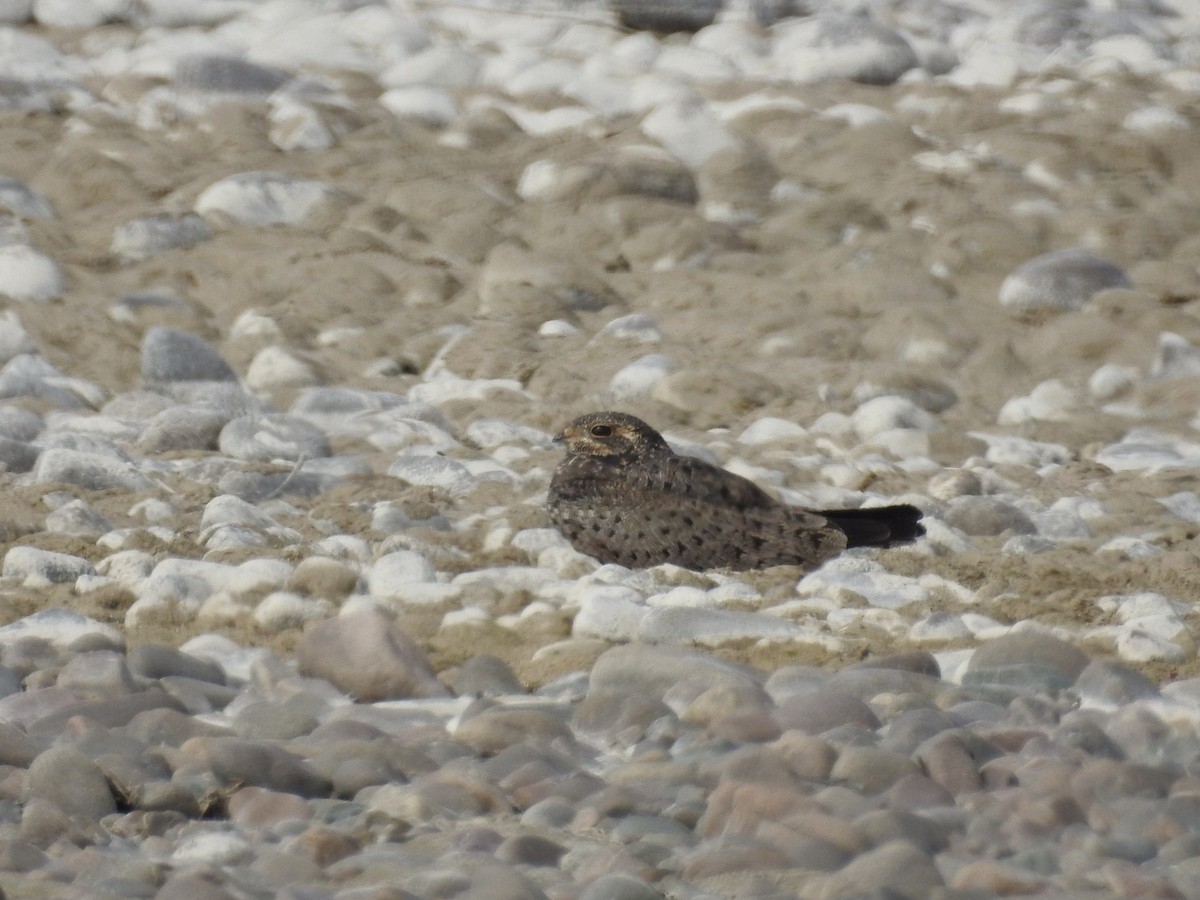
[0, 0, 1198, 897]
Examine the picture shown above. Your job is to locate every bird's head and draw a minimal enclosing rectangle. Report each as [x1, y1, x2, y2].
[553, 411, 669, 463]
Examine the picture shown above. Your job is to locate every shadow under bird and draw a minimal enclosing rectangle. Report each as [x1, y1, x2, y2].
[548, 411, 924, 571]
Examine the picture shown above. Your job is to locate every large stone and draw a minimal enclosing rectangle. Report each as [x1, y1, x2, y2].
[296, 610, 448, 702]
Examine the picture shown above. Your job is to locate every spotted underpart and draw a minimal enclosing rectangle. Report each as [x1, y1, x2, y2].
[547, 411, 924, 571]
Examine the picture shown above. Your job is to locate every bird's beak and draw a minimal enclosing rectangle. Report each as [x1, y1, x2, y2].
[552, 430, 566, 444]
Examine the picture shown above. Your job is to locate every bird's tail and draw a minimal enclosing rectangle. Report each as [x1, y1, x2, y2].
[821, 504, 925, 547]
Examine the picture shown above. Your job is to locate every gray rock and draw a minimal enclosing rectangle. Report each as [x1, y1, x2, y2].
[55, 650, 138, 699]
[137, 403, 230, 453]
[129, 644, 226, 685]
[44, 498, 110, 536]
[612, 0, 721, 33]
[0, 353, 99, 407]
[111, 213, 212, 260]
[964, 631, 1089, 691]
[774, 13, 919, 85]
[219, 413, 331, 462]
[812, 838, 943, 899]
[175, 54, 290, 94]
[0, 436, 34, 472]
[944, 496, 1037, 536]
[447, 654, 525, 698]
[1075, 659, 1160, 707]
[176, 736, 330, 796]
[33, 447, 155, 492]
[26, 747, 118, 821]
[0, 721, 39, 767]
[774, 687, 881, 735]
[2, 546, 95, 583]
[295, 609, 449, 702]
[141, 326, 237, 384]
[194, 171, 347, 228]
[999, 248, 1132, 311]
[0, 405, 42, 441]
[0, 176, 54, 219]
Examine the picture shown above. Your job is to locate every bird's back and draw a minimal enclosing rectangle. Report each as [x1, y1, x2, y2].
[548, 449, 847, 569]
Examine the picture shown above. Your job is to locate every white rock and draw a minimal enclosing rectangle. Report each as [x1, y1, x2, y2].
[464, 419, 550, 449]
[96, 549, 156, 586]
[1151, 332, 1200, 380]
[178, 633, 272, 682]
[609, 354, 673, 399]
[366, 550, 436, 596]
[268, 97, 335, 152]
[595, 314, 662, 344]
[0, 244, 63, 302]
[379, 86, 459, 126]
[1088, 364, 1138, 401]
[737, 417, 806, 446]
[0, 608, 121, 649]
[645, 586, 717, 609]
[572, 586, 647, 641]
[640, 98, 739, 169]
[637, 606, 819, 646]
[0, 311, 38, 363]
[852, 395, 938, 440]
[387, 454, 475, 493]
[2, 545, 94, 585]
[252, 592, 333, 629]
[245, 346, 321, 392]
[968, 432, 1071, 467]
[1124, 106, 1189, 133]
[171, 831, 252, 866]
[997, 379, 1080, 425]
[1093, 429, 1200, 472]
[797, 557, 928, 609]
[407, 373, 526, 404]
[1116, 628, 1188, 664]
[539, 319, 580, 337]
[33, 0, 124, 28]
[195, 172, 342, 227]
[1159, 492, 1200, 524]
[200, 495, 280, 532]
[381, 42, 479, 88]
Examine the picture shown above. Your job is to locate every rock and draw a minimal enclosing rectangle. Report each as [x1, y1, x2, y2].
[295, 610, 449, 701]
[34, 447, 154, 492]
[218, 413, 331, 462]
[26, 747, 117, 820]
[195, 171, 348, 228]
[2, 546, 94, 584]
[141, 327, 237, 384]
[773, 13, 919, 85]
[944, 496, 1037, 536]
[999, 248, 1132, 311]
[477, 242, 622, 323]
[175, 54, 290, 94]
[0, 609, 122, 650]
[964, 629, 1089, 691]
[111, 213, 211, 260]
[0, 176, 54, 219]
[0, 244, 64, 302]
[812, 839, 943, 899]
[613, 0, 720, 32]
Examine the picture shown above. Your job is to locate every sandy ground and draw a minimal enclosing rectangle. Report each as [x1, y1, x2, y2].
[4, 54, 1200, 685]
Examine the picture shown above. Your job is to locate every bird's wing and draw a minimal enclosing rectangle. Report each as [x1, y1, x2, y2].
[632, 453, 779, 510]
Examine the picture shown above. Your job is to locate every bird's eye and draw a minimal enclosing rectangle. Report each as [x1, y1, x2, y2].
[590, 424, 613, 437]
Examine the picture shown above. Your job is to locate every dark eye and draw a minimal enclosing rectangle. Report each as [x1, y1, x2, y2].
[590, 424, 613, 437]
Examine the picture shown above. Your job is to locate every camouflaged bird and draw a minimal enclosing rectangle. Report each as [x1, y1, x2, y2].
[548, 411, 924, 571]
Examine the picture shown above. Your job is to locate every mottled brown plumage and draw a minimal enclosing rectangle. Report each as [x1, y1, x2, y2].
[547, 411, 924, 571]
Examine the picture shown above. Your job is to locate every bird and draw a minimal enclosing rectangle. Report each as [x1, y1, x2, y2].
[547, 411, 924, 571]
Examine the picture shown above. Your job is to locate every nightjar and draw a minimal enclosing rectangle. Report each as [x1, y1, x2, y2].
[547, 411, 924, 571]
